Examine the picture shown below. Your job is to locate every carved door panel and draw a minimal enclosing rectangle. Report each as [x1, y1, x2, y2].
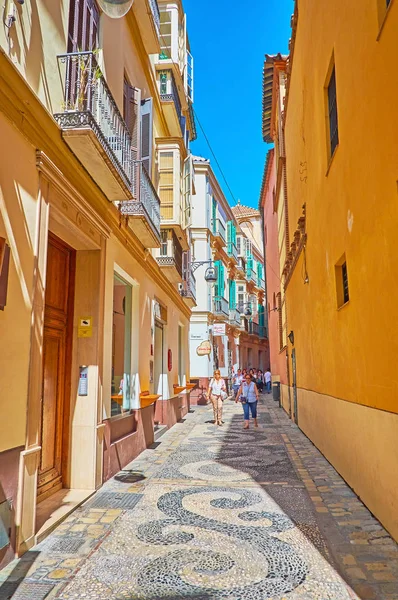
[37, 234, 74, 501]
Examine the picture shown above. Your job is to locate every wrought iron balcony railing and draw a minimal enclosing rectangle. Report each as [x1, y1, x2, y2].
[246, 267, 257, 283]
[229, 306, 242, 326]
[157, 229, 183, 278]
[55, 51, 134, 193]
[180, 267, 196, 303]
[259, 325, 267, 338]
[247, 321, 259, 336]
[149, 0, 160, 37]
[214, 296, 229, 318]
[212, 219, 226, 244]
[257, 276, 266, 289]
[120, 162, 160, 235]
[227, 241, 238, 262]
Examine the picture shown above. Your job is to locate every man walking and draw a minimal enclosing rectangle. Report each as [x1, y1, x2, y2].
[265, 368, 272, 394]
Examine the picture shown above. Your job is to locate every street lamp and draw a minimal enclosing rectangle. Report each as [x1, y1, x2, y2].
[191, 260, 218, 283]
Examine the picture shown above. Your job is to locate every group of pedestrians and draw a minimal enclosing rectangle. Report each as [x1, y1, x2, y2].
[206, 367, 272, 430]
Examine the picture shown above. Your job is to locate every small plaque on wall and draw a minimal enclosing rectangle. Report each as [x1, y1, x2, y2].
[78, 317, 93, 338]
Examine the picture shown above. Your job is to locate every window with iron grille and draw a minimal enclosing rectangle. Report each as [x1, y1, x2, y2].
[335, 254, 349, 308]
[342, 262, 349, 304]
[327, 66, 339, 157]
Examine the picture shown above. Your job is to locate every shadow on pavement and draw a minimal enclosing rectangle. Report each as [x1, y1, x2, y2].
[0, 551, 40, 599]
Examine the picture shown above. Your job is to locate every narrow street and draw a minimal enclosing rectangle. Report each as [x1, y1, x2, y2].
[1, 398, 397, 600]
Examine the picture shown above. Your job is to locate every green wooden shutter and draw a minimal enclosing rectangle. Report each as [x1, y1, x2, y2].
[215, 261, 224, 298]
[229, 279, 236, 309]
[212, 198, 217, 234]
[214, 260, 221, 297]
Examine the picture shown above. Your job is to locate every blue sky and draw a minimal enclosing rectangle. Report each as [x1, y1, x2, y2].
[185, 0, 293, 208]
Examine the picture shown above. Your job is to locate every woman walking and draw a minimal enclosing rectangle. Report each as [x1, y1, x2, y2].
[207, 369, 227, 426]
[236, 373, 259, 429]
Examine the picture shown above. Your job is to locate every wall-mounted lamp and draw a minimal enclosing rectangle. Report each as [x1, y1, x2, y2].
[190, 260, 218, 283]
[288, 330, 295, 345]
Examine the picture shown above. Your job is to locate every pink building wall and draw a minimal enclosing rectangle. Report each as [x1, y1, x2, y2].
[261, 149, 288, 385]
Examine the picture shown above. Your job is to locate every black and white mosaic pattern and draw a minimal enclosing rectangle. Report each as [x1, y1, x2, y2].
[135, 487, 307, 599]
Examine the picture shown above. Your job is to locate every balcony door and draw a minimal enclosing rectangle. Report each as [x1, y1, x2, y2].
[68, 0, 99, 53]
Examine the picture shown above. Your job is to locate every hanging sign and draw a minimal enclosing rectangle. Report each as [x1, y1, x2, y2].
[196, 341, 211, 356]
[213, 323, 226, 337]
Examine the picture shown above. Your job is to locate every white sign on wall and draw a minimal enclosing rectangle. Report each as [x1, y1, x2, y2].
[213, 323, 226, 337]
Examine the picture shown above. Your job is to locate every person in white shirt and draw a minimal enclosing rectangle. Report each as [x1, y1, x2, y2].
[207, 369, 227, 426]
[265, 369, 272, 394]
[232, 369, 244, 397]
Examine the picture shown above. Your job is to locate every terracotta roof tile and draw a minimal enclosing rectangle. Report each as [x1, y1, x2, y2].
[232, 203, 261, 220]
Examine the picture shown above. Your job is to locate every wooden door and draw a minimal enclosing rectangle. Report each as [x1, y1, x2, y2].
[37, 234, 75, 501]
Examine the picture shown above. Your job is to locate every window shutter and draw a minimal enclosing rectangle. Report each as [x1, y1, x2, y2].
[229, 279, 236, 310]
[212, 198, 217, 232]
[215, 260, 224, 298]
[68, 0, 99, 52]
[140, 98, 153, 176]
[129, 86, 141, 163]
[226, 221, 232, 244]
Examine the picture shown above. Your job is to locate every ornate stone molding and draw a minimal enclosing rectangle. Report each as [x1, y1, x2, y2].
[283, 204, 307, 290]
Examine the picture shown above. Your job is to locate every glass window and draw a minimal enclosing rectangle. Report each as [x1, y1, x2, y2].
[160, 10, 172, 59]
[111, 273, 132, 416]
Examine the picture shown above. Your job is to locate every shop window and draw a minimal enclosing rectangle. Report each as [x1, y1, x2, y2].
[335, 255, 350, 308]
[111, 273, 132, 416]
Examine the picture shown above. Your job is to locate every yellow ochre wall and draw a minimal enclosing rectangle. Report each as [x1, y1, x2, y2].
[0, 114, 38, 453]
[284, 0, 398, 539]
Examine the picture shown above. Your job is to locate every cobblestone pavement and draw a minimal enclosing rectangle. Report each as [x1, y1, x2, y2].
[1, 397, 398, 599]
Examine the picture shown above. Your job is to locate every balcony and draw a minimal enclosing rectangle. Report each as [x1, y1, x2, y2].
[211, 219, 227, 247]
[156, 230, 183, 283]
[133, 0, 161, 53]
[119, 163, 161, 247]
[236, 256, 246, 278]
[54, 52, 160, 246]
[229, 306, 242, 327]
[227, 241, 238, 263]
[213, 296, 229, 319]
[259, 325, 267, 338]
[257, 276, 265, 289]
[180, 267, 196, 308]
[55, 52, 134, 201]
[246, 267, 257, 284]
[248, 321, 259, 336]
[158, 70, 186, 138]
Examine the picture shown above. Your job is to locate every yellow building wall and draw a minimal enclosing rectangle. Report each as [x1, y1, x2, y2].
[283, 1, 398, 539]
[285, 0, 398, 413]
[0, 113, 38, 453]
